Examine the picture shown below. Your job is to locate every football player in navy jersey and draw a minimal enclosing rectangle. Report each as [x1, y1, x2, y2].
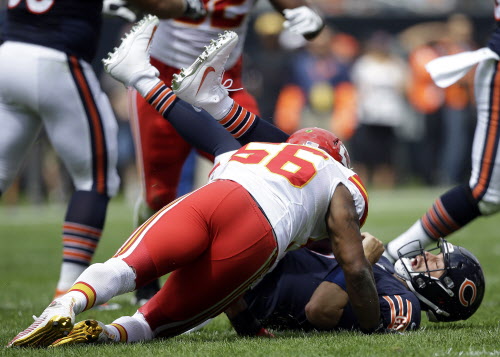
[384, 2, 500, 263]
[0, 0, 206, 301]
[227, 234, 484, 336]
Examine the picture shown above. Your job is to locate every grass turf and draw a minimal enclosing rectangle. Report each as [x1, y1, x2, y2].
[1, 187, 499, 356]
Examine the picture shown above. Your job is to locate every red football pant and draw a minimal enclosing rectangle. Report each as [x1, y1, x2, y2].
[114, 180, 277, 337]
[130, 56, 260, 211]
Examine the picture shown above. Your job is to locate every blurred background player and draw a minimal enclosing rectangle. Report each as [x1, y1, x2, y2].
[128, 0, 326, 304]
[0, 0, 206, 302]
[384, 4, 500, 262]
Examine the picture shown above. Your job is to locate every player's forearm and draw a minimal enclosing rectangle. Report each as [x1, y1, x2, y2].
[344, 264, 380, 332]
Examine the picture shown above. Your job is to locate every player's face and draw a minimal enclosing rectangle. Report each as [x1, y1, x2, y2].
[411, 252, 445, 278]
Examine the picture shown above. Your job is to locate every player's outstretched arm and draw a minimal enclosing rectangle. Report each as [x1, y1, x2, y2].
[327, 184, 381, 332]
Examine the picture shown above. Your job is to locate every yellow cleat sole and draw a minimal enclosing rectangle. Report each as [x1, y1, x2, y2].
[10, 315, 73, 348]
[51, 320, 103, 347]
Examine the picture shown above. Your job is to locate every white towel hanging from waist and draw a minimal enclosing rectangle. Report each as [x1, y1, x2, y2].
[425, 47, 500, 88]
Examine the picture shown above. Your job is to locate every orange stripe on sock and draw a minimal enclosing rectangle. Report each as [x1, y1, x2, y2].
[64, 250, 93, 260]
[435, 200, 459, 230]
[219, 103, 238, 125]
[145, 82, 164, 101]
[70, 282, 96, 311]
[158, 93, 177, 114]
[63, 224, 102, 238]
[226, 108, 247, 132]
[421, 214, 440, 238]
[233, 113, 256, 138]
[63, 237, 98, 249]
[428, 207, 451, 236]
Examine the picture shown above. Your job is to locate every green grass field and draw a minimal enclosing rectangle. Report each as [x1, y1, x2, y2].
[1, 188, 499, 356]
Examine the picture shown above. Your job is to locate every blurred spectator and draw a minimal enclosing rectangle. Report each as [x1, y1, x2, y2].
[404, 27, 447, 185]
[273, 26, 357, 140]
[350, 31, 409, 188]
[438, 14, 476, 185]
[243, 12, 290, 122]
[402, 16, 476, 186]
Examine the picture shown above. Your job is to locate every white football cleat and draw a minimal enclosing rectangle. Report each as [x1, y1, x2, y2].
[50, 320, 113, 346]
[171, 30, 238, 108]
[7, 298, 76, 348]
[103, 14, 160, 87]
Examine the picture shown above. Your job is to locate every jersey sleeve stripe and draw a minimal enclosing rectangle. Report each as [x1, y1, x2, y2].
[400, 299, 413, 332]
[348, 174, 369, 227]
[382, 295, 396, 329]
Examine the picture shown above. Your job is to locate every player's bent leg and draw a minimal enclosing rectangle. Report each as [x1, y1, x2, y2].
[384, 184, 482, 262]
[137, 181, 278, 336]
[55, 190, 111, 295]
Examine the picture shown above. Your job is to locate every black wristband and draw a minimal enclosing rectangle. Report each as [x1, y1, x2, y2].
[228, 309, 263, 337]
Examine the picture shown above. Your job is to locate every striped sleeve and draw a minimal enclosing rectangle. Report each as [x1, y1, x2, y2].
[348, 174, 369, 227]
[380, 292, 421, 332]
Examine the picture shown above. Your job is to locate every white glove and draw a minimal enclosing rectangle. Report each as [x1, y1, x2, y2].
[283, 6, 324, 39]
[102, 0, 138, 22]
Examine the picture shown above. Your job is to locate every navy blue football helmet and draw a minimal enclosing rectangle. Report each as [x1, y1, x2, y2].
[394, 238, 485, 322]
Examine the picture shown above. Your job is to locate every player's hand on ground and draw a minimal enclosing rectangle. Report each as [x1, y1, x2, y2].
[256, 327, 275, 338]
[102, 0, 138, 22]
[361, 232, 384, 265]
[283, 6, 324, 40]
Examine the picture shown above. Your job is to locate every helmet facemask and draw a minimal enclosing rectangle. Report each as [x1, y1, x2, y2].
[394, 238, 485, 322]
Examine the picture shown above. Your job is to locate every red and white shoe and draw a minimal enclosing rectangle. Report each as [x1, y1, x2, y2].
[7, 298, 76, 347]
[171, 31, 238, 109]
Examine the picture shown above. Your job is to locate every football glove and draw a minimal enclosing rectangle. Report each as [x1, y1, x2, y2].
[283, 6, 324, 40]
[102, 0, 138, 22]
[183, 0, 207, 19]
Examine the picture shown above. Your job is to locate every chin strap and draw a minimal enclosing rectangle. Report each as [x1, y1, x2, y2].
[405, 280, 450, 319]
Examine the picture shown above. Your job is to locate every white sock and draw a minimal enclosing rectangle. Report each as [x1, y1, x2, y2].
[107, 311, 154, 342]
[134, 76, 161, 97]
[56, 262, 86, 293]
[201, 95, 234, 120]
[386, 220, 435, 260]
[65, 258, 136, 314]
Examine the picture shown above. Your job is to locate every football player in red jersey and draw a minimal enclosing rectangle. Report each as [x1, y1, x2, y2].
[7, 17, 381, 347]
[128, 0, 325, 303]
